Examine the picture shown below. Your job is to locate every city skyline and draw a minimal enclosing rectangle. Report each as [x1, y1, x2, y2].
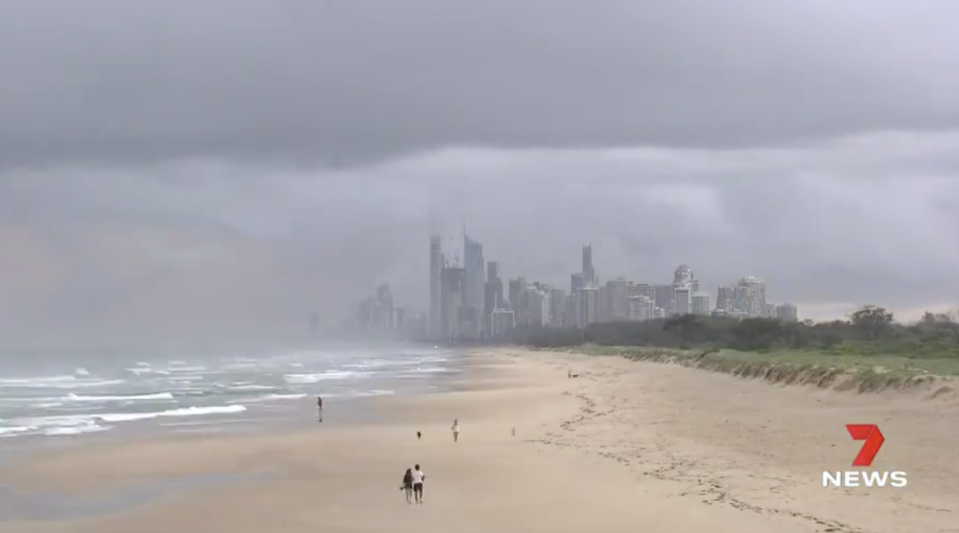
[412, 232, 799, 341]
[1, 2, 956, 343]
[391, 227, 940, 324]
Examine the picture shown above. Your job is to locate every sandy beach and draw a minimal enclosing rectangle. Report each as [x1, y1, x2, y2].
[1, 348, 957, 533]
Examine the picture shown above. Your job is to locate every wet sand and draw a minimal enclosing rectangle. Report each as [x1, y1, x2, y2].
[0, 348, 956, 533]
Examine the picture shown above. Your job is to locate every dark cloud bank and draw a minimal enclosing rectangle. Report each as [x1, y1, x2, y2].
[0, 0, 957, 343]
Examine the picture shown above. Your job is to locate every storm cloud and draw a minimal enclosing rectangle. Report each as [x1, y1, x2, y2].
[0, 0, 957, 344]
[2, 0, 958, 166]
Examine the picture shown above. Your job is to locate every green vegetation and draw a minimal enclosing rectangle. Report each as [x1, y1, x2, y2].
[503, 306, 959, 388]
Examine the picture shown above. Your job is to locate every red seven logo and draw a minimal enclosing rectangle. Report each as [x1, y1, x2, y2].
[846, 424, 885, 467]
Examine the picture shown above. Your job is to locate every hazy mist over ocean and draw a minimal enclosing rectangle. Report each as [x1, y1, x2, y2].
[0, 343, 457, 440]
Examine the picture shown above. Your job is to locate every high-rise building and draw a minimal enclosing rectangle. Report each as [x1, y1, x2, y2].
[356, 284, 399, 334]
[463, 234, 485, 308]
[440, 266, 465, 340]
[483, 260, 504, 336]
[628, 295, 655, 321]
[673, 264, 694, 286]
[691, 292, 711, 316]
[508, 277, 529, 325]
[582, 244, 596, 286]
[578, 286, 599, 327]
[462, 233, 485, 338]
[490, 308, 515, 337]
[563, 294, 578, 327]
[763, 302, 777, 318]
[376, 283, 395, 328]
[631, 283, 655, 302]
[671, 264, 695, 315]
[508, 277, 523, 310]
[528, 289, 550, 327]
[736, 276, 767, 317]
[570, 273, 584, 294]
[776, 303, 799, 322]
[654, 284, 674, 313]
[487, 261, 500, 283]
[606, 278, 631, 321]
[716, 285, 736, 313]
[549, 288, 566, 326]
[673, 284, 692, 315]
[429, 236, 444, 339]
[597, 285, 609, 322]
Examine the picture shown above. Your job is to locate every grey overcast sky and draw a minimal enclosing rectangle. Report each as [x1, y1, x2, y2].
[1, 0, 958, 343]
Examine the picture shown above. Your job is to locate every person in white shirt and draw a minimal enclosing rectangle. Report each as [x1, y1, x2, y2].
[451, 419, 460, 443]
[411, 464, 426, 504]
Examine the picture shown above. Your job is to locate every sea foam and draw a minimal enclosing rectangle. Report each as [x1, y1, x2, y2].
[65, 392, 175, 402]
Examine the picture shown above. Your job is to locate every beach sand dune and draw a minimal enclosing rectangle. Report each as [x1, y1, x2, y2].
[1, 349, 956, 533]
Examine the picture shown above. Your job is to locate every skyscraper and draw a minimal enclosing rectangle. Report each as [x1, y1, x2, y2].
[578, 286, 599, 327]
[597, 285, 609, 322]
[691, 292, 711, 316]
[528, 288, 550, 326]
[776, 303, 799, 322]
[549, 287, 566, 326]
[563, 294, 578, 327]
[429, 236, 444, 339]
[673, 264, 694, 286]
[716, 285, 736, 313]
[484, 260, 504, 336]
[487, 261, 500, 284]
[376, 283, 395, 329]
[490, 308, 515, 337]
[582, 244, 596, 286]
[673, 284, 692, 315]
[508, 277, 523, 311]
[654, 284, 673, 312]
[671, 264, 695, 316]
[628, 295, 655, 321]
[570, 273, 584, 294]
[463, 233, 485, 308]
[509, 277, 530, 325]
[462, 233, 485, 338]
[606, 278, 631, 321]
[440, 265, 466, 340]
[736, 276, 767, 317]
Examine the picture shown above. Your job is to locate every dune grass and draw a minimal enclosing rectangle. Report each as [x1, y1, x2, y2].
[556, 344, 959, 393]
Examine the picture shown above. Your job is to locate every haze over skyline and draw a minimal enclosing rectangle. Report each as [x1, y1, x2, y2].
[1, 0, 957, 344]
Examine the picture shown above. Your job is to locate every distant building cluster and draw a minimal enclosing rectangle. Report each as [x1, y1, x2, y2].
[427, 231, 491, 342]
[354, 283, 427, 339]
[425, 235, 799, 342]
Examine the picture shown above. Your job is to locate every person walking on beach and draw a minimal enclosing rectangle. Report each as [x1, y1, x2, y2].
[416, 431, 422, 440]
[316, 395, 323, 423]
[411, 464, 426, 504]
[451, 418, 460, 443]
[401, 467, 414, 504]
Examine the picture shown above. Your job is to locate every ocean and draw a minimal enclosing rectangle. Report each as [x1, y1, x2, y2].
[0, 342, 459, 442]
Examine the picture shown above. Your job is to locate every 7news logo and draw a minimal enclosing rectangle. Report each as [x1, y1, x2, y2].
[822, 424, 907, 488]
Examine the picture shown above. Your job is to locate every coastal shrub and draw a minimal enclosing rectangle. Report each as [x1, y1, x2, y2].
[498, 306, 959, 362]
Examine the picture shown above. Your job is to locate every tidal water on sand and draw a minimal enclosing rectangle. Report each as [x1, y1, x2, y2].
[0, 343, 458, 441]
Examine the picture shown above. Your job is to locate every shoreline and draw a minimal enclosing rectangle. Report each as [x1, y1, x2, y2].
[0, 343, 461, 442]
[1, 348, 956, 533]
